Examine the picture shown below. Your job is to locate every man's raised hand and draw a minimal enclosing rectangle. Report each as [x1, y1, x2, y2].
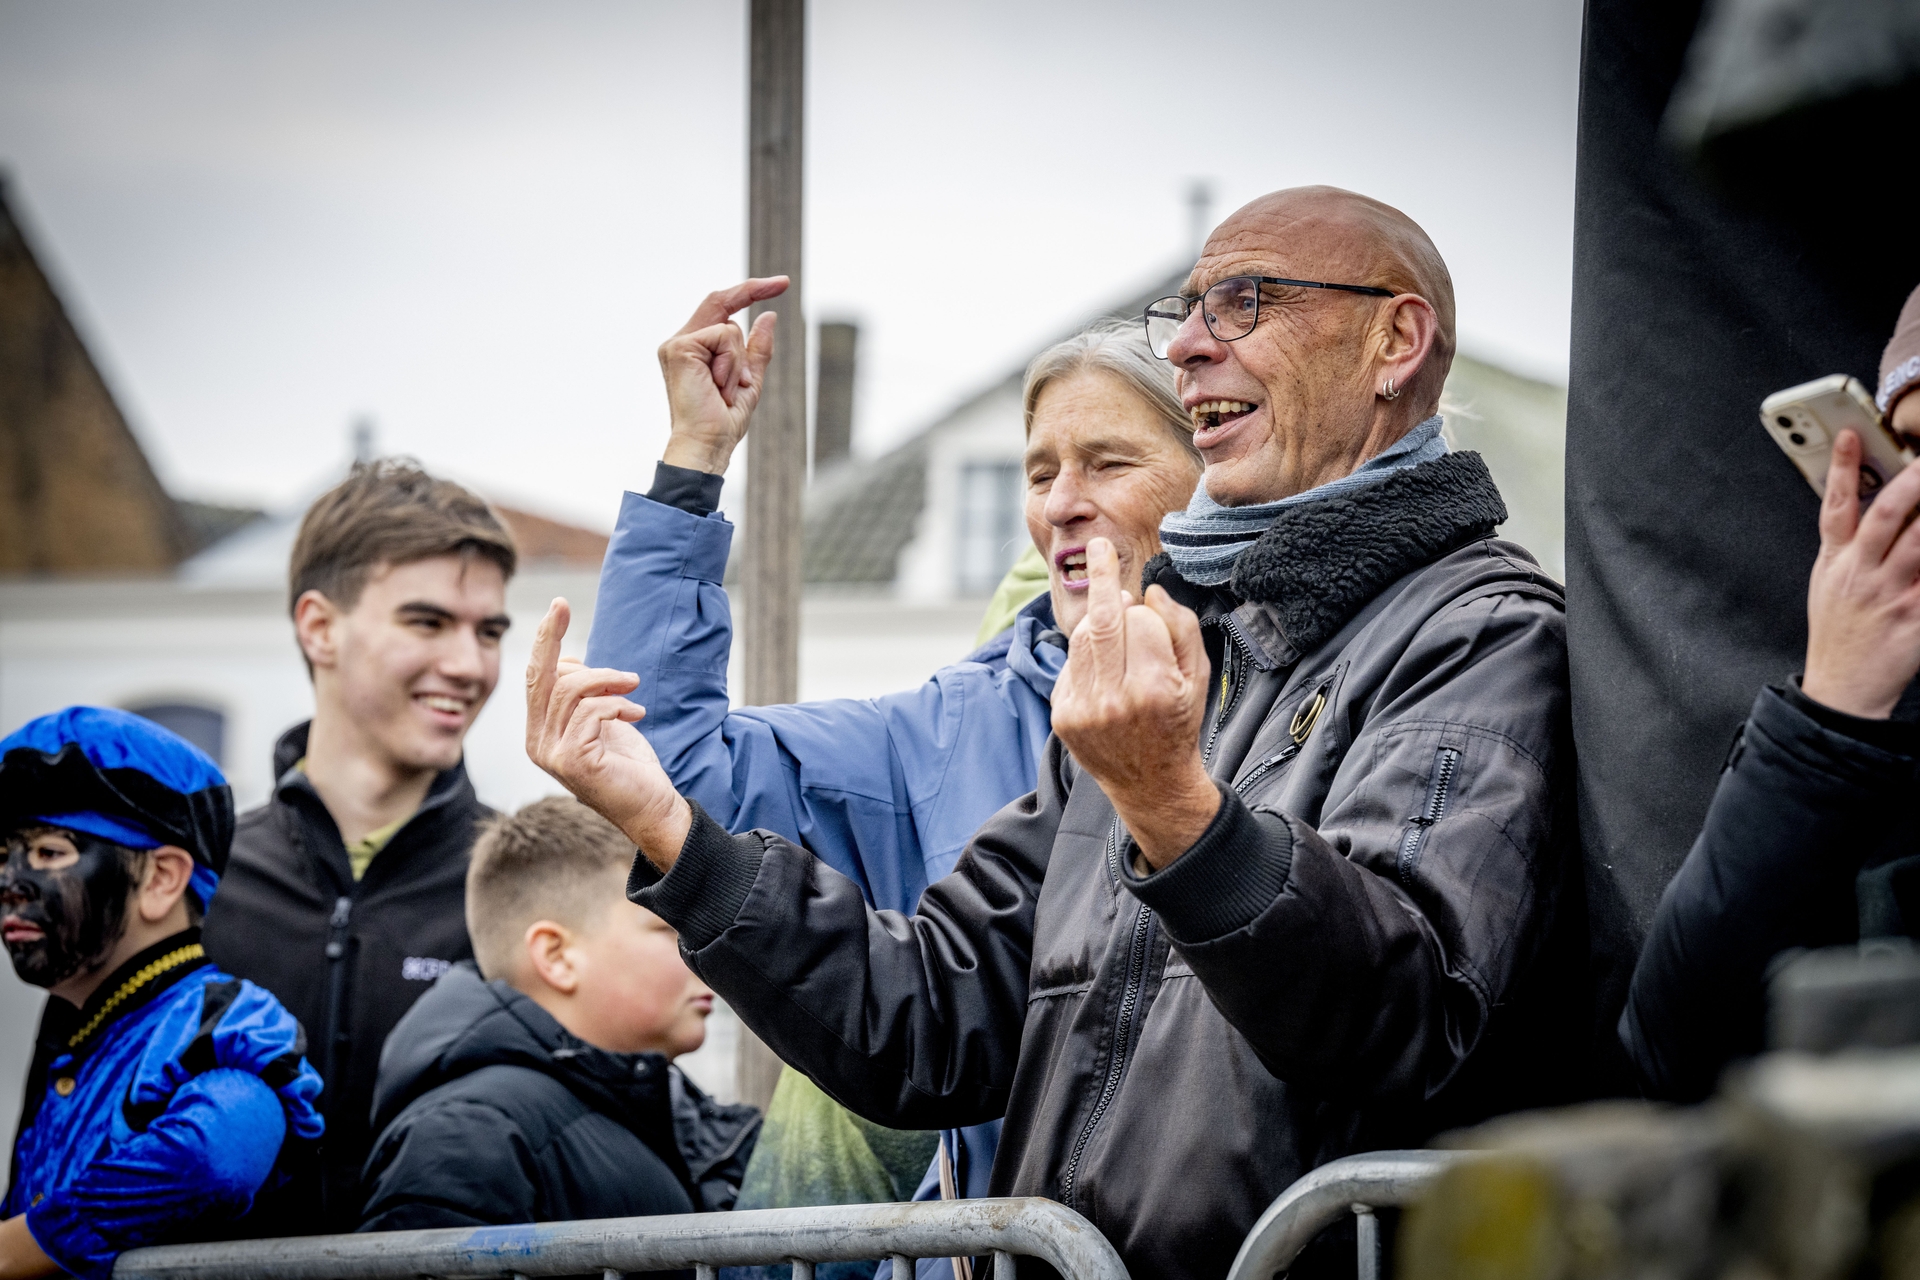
[524, 599, 692, 870]
[658, 277, 789, 476]
[1050, 538, 1220, 870]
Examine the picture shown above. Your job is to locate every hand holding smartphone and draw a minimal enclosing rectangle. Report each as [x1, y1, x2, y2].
[1760, 374, 1914, 503]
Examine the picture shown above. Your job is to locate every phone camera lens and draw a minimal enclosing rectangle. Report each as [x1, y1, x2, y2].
[1777, 416, 1794, 429]
[1789, 432, 1807, 446]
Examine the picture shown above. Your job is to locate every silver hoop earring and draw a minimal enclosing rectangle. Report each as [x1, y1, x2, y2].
[1381, 378, 1401, 401]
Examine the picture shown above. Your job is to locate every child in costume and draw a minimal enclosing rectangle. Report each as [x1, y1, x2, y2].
[0, 708, 324, 1280]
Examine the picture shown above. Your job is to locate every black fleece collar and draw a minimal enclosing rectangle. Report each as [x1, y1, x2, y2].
[267, 720, 480, 892]
[1146, 451, 1507, 666]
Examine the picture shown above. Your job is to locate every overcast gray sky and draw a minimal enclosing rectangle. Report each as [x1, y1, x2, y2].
[0, 0, 1583, 527]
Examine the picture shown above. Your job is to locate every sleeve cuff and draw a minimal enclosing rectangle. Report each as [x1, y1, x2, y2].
[644, 461, 725, 517]
[1777, 680, 1920, 758]
[1119, 783, 1293, 944]
[27, 1199, 114, 1280]
[627, 801, 765, 950]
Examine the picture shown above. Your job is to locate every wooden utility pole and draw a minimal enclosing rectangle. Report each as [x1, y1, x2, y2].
[735, 0, 805, 1113]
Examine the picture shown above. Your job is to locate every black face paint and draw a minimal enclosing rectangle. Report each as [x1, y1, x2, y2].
[0, 828, 139, 990]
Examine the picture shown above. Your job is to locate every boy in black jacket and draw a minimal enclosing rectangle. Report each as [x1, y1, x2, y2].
[358, 797, 758, 1229]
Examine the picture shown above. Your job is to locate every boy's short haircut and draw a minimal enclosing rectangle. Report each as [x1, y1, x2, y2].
[466, 796, 635, 980]
[288, 458, 518, 616]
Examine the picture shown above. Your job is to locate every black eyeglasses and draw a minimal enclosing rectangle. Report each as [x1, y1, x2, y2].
[1144, 275, 1396, 359]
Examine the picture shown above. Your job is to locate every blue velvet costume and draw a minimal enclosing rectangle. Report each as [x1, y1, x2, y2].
[1, 709, 324, 1280]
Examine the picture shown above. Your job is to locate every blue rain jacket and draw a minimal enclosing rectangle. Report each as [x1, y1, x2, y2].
[584, 492, 1063, 1214]
[4, 947, 324, 1280]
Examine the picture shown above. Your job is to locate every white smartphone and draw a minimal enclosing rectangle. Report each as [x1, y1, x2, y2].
[1760, 374, 1914, 502]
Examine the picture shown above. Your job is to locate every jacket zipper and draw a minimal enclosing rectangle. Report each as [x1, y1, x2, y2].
[321, 894, 352, 1098]
[1061, 615, 1248, 1209]
[1234, 743, 1302, 797]
[1396, 747, 1460, 884]
[1202, 617, 1254, 767]
[317, 892, 353, 1220]
[1060, 821, 1155, 1211]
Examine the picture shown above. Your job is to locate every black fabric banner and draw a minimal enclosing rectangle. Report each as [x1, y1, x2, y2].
[1568, 0, 1920, 1087]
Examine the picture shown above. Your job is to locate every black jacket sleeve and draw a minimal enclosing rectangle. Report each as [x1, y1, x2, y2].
[631, 760, 1064, 1130]
[356, 1097, 540, 1231]
[644, 461, 724, 516]
[1620, 684, 1919, 1102]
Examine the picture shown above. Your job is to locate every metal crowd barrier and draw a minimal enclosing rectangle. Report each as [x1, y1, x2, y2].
[1224, 1150, 1467, 1280]
[114, 1197, 1128, 1280]
[114, 1150, 1458, 1280]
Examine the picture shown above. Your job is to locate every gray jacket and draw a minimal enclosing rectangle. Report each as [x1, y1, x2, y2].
[632, 452, 1579, 1280]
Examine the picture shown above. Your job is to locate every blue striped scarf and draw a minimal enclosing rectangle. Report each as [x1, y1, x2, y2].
[1159, 415, 1449, 586]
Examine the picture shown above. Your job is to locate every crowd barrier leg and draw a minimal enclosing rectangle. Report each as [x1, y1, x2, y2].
[1224, 1150, 1466, 1280]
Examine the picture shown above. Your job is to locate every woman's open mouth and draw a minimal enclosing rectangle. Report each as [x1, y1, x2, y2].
[1056, 547, 1089, 590]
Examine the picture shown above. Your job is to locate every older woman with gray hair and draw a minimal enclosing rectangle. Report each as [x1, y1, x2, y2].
[573, 282, 1201, 1267]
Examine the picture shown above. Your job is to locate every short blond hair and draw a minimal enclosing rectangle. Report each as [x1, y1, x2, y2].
[466, 796, 633, 980]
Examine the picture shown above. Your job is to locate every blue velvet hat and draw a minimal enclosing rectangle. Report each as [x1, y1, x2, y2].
[0, 707, 233, 907]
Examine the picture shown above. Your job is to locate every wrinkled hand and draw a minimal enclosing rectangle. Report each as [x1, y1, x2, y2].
[658, 277, 789, 476]
[1803, 429, 1920, 719]
[525, 599, 692, 869]
[1051, 539, 1220, 870]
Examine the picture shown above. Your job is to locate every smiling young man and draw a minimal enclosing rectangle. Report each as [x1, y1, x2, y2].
[201, 460, 516, 1233]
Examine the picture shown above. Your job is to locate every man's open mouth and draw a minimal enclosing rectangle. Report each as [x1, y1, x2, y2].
[1190, 400, 1256, 430]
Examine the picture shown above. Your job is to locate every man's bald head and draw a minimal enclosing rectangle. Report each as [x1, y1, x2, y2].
[1195, 186, 1456, 393]
[1164, 186, 1458, 505]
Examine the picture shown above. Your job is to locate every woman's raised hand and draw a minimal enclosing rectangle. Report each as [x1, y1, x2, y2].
[656, 277, 789, 477]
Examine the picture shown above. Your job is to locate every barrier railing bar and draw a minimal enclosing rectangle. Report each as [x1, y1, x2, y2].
[114, 1197, 1126, 1280]
[1223, 1150, 1467, 1280]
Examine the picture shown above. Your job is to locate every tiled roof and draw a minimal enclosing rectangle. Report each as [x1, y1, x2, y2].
[495, 505, 610, 566]
[803, 433, 933, 584]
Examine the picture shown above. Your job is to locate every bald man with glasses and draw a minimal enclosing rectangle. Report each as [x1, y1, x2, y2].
[530, 185, 1581, 1280]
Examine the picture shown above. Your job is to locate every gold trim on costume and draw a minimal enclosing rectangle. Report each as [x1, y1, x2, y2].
[67, 943, 206, 1050]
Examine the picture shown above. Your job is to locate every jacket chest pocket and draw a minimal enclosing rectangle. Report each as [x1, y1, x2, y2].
[1231, 670, 1341, 807]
